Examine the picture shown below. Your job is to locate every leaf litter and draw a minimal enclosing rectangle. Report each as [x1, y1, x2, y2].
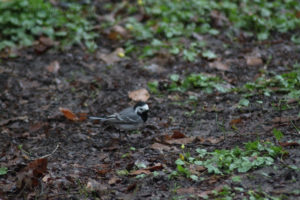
[1, 3, 300, 199]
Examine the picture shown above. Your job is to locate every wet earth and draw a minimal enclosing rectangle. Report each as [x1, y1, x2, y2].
[0, 32, 300, 199]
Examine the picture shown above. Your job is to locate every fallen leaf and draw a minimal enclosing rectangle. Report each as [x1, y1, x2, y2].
[296, 11, 300, 18]
[27, 158, 48, 176]
[196, 136, 224, 144]
[176, 187, 196, 195]
[229, 118, 243, 126]
[208, 61, 230, 71]
[206, 136, 224, 144]
[108, 25, 128, 40]
[59, 107, 78, 121]
[151, 143, 171, 151]
[29, 122, 48, 132]
[34, 36, 54, 53]
[146, 163, 163, 171]
[129, 169, 151, 176]
[198, 185, 224, 198]
[39, 36, 54, 46]
[86, 179, 108, 192]
[127, 182, 137, 192]
[78, 113, 88, 121]
[42, 174, 51, 183]
[0, 116, 28, 126]
[189, 164, 206, 175]
[46, 61, 60, 73]
[128, 88, 150, 102]
[279, 141, 299, 147]
[17, 158, 48, 190]
[165, 137, 196, 145]
[210, 10, 229, 27]
[272, 116, 300, 123]
[96, 168, 111, 176]
[171, 130, 186, 139]
[246, 56, 263, 66]
[97, 48, 125, 65]
[108, 176, 121, 185]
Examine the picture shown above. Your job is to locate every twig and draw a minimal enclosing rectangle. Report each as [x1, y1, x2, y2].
[39, 143, 60, 159]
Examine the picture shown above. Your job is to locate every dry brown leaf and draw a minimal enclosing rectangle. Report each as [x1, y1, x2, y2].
[206, 136, 224, 144]
[171, 130, 186, 139]
[78, 113, 88, 121]
[39, 36, 54, 47]
[279, 141, 299, 147]
[176, 187, 196, 195]
[108, 25, 128, 40]
[208, 61, 230, 71]
[86, 179, 108, 192]
[151, 143, 171, 151]
[17, 158, 48, 190]
[147, 163, 163, 171]
[127, 182, 137, 192]
[98, 48, 125, 65]
[246, 56, 263, 66]
[272, 116, 300, 123]
[46, 61, 60, 73]
[108, 176, 120, 185]
[229, 118, 243, 126]
[165, 137, 196, 145]
[189, 164, 206, 175]
[59, 107, 78, 121]
[198, 185, 224, 198]
[128, 88, 150, 102]
[97, 168, 111, 176]
[129, 169, 151, 176]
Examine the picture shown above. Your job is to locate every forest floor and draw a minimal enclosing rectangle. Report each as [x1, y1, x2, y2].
[1, 2, 300, 200]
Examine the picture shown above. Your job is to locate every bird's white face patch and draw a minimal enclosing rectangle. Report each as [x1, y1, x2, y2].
[135, 104, 149, 113]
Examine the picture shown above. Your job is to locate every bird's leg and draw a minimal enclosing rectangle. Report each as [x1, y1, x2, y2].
[124, 131, 129, 141]
[118, 130, 129, 141]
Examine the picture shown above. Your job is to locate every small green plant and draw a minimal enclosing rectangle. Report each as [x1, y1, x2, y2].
[147, 81, 159, 94]
[0, 0, 97, 51]
[0, 167, 8, 175]
[115, 0, 300, 60]
[174, 141, 284, 176]
[273, 128, 284, 141]
[241, 64, 300, 100]
[168, 73, 230, 93]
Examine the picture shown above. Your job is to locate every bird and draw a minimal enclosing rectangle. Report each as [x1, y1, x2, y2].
[89, 101, 149, 139]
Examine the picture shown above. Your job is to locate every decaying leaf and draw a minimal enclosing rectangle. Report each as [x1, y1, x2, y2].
[108, 176, 121, 185]
[208, 61, 230, 71]
[17, 158, 48, 190]
[279, 141, 299, 147]
[128, 88, 150, 102]
[229, 118, 243, 126]
[130, 163, 163, 175]
[197, 136, 224, 144]
[176, 187, 196, 195]
[97, 48, 125, 65]
[246, 56, 263, 66]
[59, 107, 79, 121]
[165, 137, 196, 145]
[108, 25, 128, 40]
[171, 130, 186, 139]
[151, 143, 171, 151]
[129, 169, 151, 176]
[86, 179, 108, 192]
[206, 136, 224, 144]
[46, 61, 60, 73]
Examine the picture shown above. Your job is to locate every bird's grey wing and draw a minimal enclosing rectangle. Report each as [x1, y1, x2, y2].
[116, 107, 143, 124]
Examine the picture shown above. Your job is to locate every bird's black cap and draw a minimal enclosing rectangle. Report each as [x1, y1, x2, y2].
[133, 101, 147, 109]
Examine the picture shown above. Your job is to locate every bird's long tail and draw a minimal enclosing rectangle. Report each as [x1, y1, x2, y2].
[89, 116, 107, 121]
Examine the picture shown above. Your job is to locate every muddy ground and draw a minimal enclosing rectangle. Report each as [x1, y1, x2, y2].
[0, 28, 300, 199]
